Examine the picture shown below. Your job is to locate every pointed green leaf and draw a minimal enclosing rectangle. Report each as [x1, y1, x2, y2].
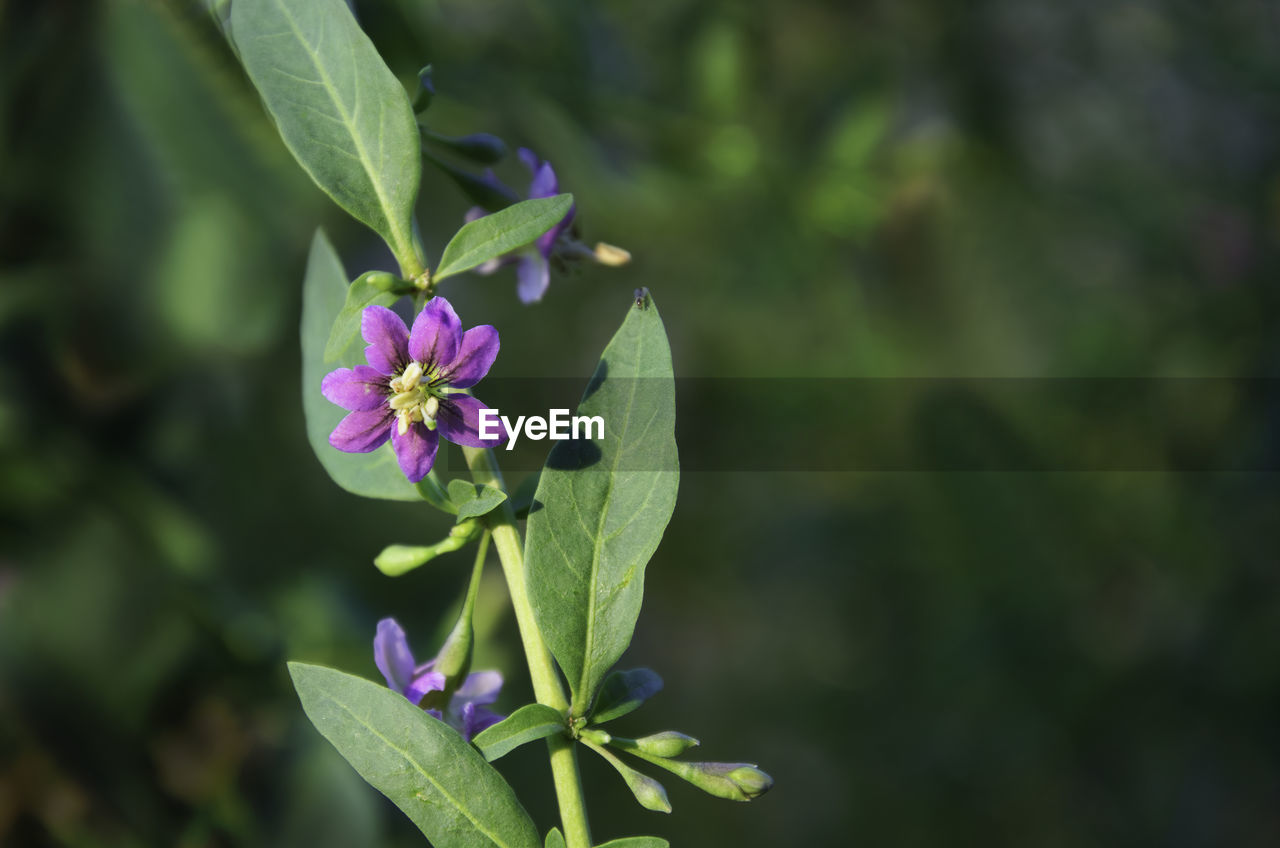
[596, 839, 670, 848]
[434, 195, 573, 282]
[544, 829, 566, 848]
[590, 668, 664, 724]
[471, 703, 565, 762]
[301, 230, 419, 501]
[288, 663, 539, 848]
[448, 479, 509, 521]
[231, 0, 422, 269]
[525, 292, 679, 714]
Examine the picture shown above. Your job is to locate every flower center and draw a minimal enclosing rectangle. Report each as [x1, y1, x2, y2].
[387, 361, 445, 435]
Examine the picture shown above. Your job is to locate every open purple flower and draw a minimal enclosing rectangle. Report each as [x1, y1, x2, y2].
[321, 297, 504, 483]
[467, 148, 577, 304]
[373, 618, 504, 740]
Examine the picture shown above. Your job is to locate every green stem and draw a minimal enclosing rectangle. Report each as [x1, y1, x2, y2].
[463, 446, 592, 848]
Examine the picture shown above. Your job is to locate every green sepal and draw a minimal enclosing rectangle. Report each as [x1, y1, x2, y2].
[544, 829, 566, 848]
[416, 471, 458, 515]
[448, 479, 509, 521]
[288, 663, 540, 847]
[373, 520, 480, 576]
[434, 194, 574, 282]
[595, 839, 670, 848]
[324, 270, 400, 363]
[590, 668, 664, 724]
[472, 703, 565, 762]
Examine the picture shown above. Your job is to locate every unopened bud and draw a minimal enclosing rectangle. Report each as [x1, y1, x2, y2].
[619, 731, 699, 758]
[582, 737, 672, 814]
[579, 727, 612, 745]
[593, 241, 631, 266]
[726, 764, 774, 799]
[639, 758, 774, 803]
[626, 769, 672, 814]
[363, 271, 400, 292]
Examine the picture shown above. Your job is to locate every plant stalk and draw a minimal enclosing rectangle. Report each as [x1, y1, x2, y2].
[463, 446, 592, 848]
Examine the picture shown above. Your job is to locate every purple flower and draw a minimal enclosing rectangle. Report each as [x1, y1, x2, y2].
[373, 618, 505, 740]
[321, 297, 504, 483]
[467, 148, 577, 304]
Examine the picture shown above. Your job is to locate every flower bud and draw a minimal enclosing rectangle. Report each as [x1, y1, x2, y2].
[579, 727, 612, 745]
[363, 271, 400, 292]
[618, 731, 700, 758]
[625, 770, 673, 814]
[725, 764, 774, 800]
[636, 759, 774, 803]
[582, 737, 672, 814]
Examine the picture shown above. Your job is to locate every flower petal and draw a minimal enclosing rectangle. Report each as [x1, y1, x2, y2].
[536, 202, 575, 258]
[438, 395, 505, 448]
[321, 365, 387, 411]
[459, 703, 504, 741]
[330, 407, 394, 453]
[409, 297, 461, 368]
[518, 148, 541, 176]
[362, 305, 409, 375]
[391, 419, 439, 482]
[405, 668, 447, 706]
[442, 325, 499, 389]
[528, 160, 560, 200]
[373, 618, 417, 698]
[515, 252, 550, 304]
[455, 670, 503, 705]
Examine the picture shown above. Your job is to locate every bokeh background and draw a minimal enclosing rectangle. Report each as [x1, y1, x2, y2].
[3, 0, 1280, 845]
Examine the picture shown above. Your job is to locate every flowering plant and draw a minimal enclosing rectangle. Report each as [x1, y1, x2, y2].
[230, 0, 771, 845]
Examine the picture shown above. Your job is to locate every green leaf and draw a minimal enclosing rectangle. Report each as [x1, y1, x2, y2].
[434, 195, 573, 282]
[544, 829, 566, 848]
[471, 704, 565, 762]
[525, 292, 679, 713]
[590, 668, 664, 724]
[301, 230, 419, 501]
[288, 663, 539, 848]
[231, 0, 422, 270]
[448, 479, 510, 521]
[596, 839, 670, 848]
[324, 271, 400, 363]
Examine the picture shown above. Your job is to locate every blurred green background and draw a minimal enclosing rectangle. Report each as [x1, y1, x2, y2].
[3, 0, 1280, 845]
